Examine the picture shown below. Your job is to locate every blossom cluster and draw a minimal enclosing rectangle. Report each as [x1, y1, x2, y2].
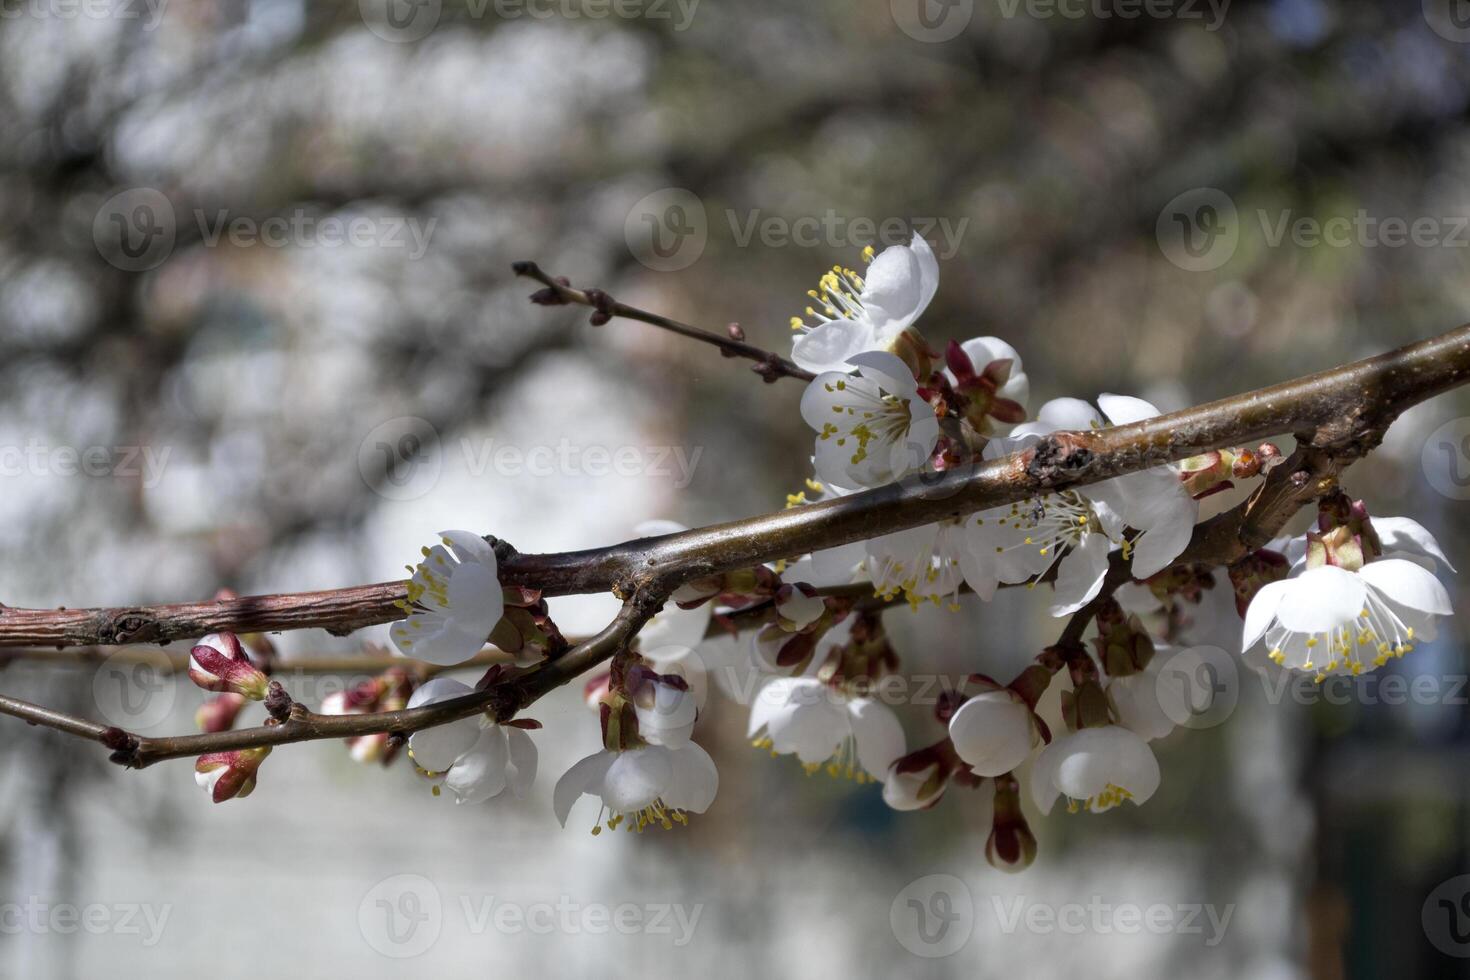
[182, 236, 1458, 873]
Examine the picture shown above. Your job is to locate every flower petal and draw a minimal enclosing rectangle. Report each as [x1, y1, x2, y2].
[601, 746, 674, 812]
[1241, 579, 1291, 651]
[1372, 517, 1455, 572]
[663, 743, 719, 814]
[1096, 393, 1161, 426]
[553, 750, 614, 827]
[1049, 532, 1112, 617]
[1275, 567, 1365, 632]
[445, 728, 510, 804]
[505, 726, 538, 799]
[792, 320, 878, 374]
[847, 698, 905, 776]
[1359, 559, 1453, 615]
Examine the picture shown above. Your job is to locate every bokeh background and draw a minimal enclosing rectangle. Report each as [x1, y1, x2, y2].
[2, 0, 1470, 976]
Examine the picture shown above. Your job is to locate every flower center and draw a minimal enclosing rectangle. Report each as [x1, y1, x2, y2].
[1066, 782, 1134, 814]
[1267, 589, 1417, 679]
[869, 521, 967, 610]
[590, 800, 689, 836]
[753, 734, 874, 783]
[979, 492, 1109, 581]
[817, 379, 914, 469]
[790, 251, 874, 333]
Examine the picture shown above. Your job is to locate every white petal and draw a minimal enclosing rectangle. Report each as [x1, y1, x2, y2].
[446, 562, 503, 634]
[1359, 559, 1453, 615]
[1029, 740, 1064, 815]
[1128, 499, 1198, 578]
[1049, 533, 1112, 617]
[860, 239, 926, 328]
[408, 716, 482, 773]
[1275, 567, 1366, 632]
[407, 677, 474, 709]
[846, 698, 905, 776]
[553, 750, 614, 827]
[792, 320, 877, 374]
[663, 743, 719, 813]
[1036, 397, 1103, 432]
[847, 350, 919, 396]
[948, 692, 1037, 776]
[601, 746, 674, 812]
[1372, 517, 1455, 572]
[438, 529, 495, 566]
[1097, 393, 1161, 426]
[505, 726, 538, 799]
[1241, 579, 1291, 651]
[445, 728, 510, 804]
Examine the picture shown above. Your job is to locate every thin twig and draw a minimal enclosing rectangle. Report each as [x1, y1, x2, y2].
[512, 260, 816, 382]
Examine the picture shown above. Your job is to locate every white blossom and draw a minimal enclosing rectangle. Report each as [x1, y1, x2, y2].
[390, 530, 504, 666]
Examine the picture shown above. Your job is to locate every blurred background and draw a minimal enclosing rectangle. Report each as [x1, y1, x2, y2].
[2, 0, 1470, 976]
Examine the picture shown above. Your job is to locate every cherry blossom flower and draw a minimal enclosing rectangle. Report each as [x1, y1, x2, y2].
[789, 234, 938, 375]
[404, 678, 537, 804]
[942, 336, 1030, 436]
[867, 519, 978, 610]
[801, 352, 940, 489]
[390, 530, 504, 666]
[1029, 725, 1161, 815]
[965, 395, 1199, 615]
[948, 688, 1043, 776]
[747, 676, 904, 782]
[1243, 560, 1452, 678]
[553, 743, 719, 834]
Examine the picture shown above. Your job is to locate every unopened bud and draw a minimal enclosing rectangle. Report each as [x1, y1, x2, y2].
[194, 746, 271, 803]
[195, 693, 246, 733]
[188, 633, 270, 700]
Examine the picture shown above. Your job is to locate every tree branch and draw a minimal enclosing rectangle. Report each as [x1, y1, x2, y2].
[3, 321, 1465, 651]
